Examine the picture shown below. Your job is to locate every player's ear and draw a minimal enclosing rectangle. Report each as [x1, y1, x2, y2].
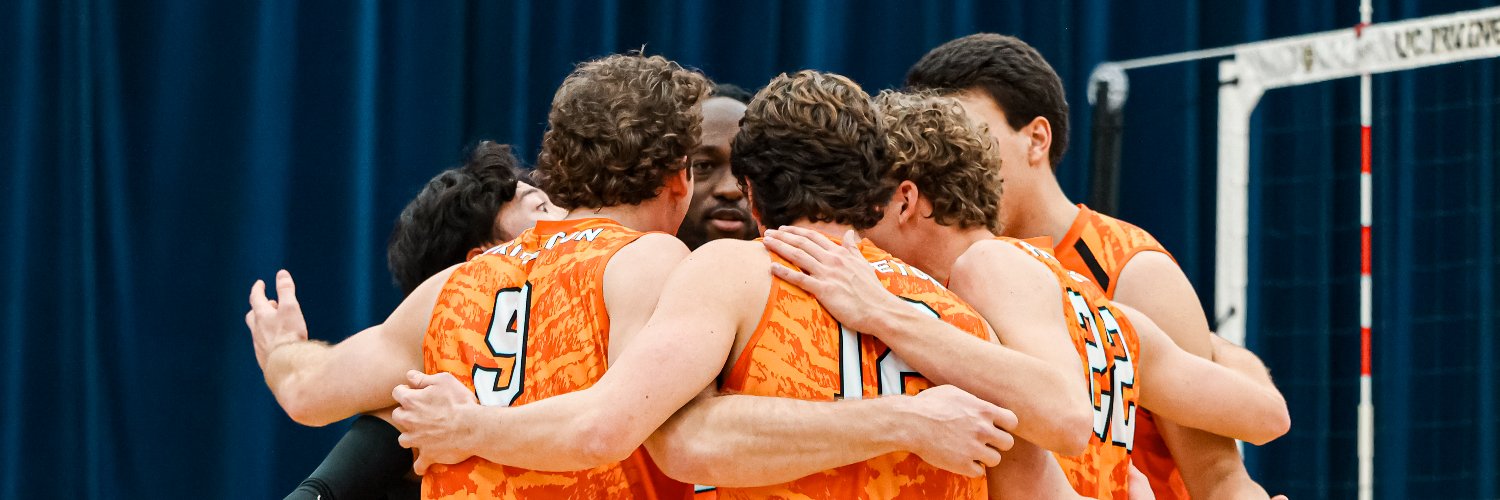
[1024, 116, 1052, 168]
[894, 180, 920, 223]
[666, 157, 693, 198]
[743, 181, 764, 228]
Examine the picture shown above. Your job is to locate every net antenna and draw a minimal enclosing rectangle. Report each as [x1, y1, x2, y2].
[1086, 6, 1500, 500]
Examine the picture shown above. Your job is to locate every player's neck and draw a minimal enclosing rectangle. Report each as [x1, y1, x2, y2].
[565, 203, 675, 234]
[915, 226, 997, 284]
[1005, 175, 1079, 245]
[786, 219, 857, 241]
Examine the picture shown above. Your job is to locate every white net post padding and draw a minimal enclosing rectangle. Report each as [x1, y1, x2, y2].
[1092, 6, 1500, 499]
[1213, 60, 1261, 349]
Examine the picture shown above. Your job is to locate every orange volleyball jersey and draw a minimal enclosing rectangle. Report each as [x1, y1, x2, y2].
[999, 237, 1143, 500]
[421, 218, 689, 500]
[718, 238, 989, 500]
[1051, 205, 1189, 500]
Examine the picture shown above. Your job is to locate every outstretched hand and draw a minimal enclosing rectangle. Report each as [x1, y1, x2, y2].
[391, 370, 481, 475]
[762, 226, 902, 334]
[246, 269, 309, 370]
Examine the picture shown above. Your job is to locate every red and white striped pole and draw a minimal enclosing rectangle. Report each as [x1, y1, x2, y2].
[1357, 0, 1375, 499]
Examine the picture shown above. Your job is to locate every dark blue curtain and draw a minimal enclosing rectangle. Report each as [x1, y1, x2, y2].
[3, 0, 1495, 498]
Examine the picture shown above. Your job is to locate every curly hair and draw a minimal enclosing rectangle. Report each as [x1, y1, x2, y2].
[730, 71, 891, 230]
[906, 33, 1070, 169]
[386, 141, 521, 295]
[876, 91, 1004, 233]
[535, 54, 711, 209]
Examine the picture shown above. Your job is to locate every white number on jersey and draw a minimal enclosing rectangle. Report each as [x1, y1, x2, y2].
[1096, 305, 1136, 450]
[837, 299, 939, 399]
[1065, 288, 1137, 450]
[473, 283, 532, 407]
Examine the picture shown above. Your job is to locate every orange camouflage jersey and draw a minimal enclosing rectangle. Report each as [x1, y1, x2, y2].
[1051, 205, 1189, 500]
[1000, 237, 1143, 500]
[717, 238, 990, 500]
[421, 218, 689, 500]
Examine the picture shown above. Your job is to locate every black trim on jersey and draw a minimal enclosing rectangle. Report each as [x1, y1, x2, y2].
[1073, 239, 1111, 292]
[834, 320, 863, 400]
[874, 348, 924, 396]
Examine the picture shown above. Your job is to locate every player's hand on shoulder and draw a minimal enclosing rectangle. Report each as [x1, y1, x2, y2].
[763, 226, 901, 333]
[391, 370, 481, 475]
[245, 269, 309, 369]
[899, 385, 1018, 477]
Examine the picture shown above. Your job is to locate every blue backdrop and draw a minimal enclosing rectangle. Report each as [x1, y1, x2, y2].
[3, 0, 1495, 498]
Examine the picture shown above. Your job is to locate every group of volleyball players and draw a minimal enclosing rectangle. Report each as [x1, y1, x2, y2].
[245, 33, 1290, 500]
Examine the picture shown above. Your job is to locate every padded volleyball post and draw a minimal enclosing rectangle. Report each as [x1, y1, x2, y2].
[1214, 60, 1261, 348]
[1356, 2, 1375, 500]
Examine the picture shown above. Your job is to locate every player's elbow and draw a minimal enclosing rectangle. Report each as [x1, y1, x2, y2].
[280, 393, 341, 427]
[275, 381, 342, 427]
[1245, 397, 1291, 446]
[573, 414, 640, 466]
[1052, 406, 1093, 456]
[1039, 373, 1092, 456]
[1030, 402, 1090, 456]
[646, 433, 716, 484]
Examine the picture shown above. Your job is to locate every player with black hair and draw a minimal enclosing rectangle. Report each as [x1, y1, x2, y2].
[387, 141, 560, 294]
[284, 141, 559, 500]
[677, 84, 757, 249]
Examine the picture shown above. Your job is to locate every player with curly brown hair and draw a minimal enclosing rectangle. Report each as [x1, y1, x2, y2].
[759, 91, 1289, 500]
[245, 53, 710, 499]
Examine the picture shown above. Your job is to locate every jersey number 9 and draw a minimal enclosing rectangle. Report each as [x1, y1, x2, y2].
[473, 283, 533, 407]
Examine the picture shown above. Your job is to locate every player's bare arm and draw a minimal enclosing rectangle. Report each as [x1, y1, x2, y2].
[597, 233, 692, 360]
[949, 240, 1099, 454]
[986, 439, 1090, 500]
[1121, 305, 1291, 445]
[649, 383, 1016, 487]
[764, 226, 1091, 455]
[1116, 251, 1270, 498]
[248, 266, 450, 426]
[389, 234, 735, 473]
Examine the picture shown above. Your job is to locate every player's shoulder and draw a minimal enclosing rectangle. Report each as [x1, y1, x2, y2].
[657, 238, 773, 312]
[683, 237, 770, 271]
[619, 232, 691, 257]
[956, 238, 1056, 275]
[952, 238, 1068, 298]
[1114, 247, 1190, 300]
[603, 232, 692, 278]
